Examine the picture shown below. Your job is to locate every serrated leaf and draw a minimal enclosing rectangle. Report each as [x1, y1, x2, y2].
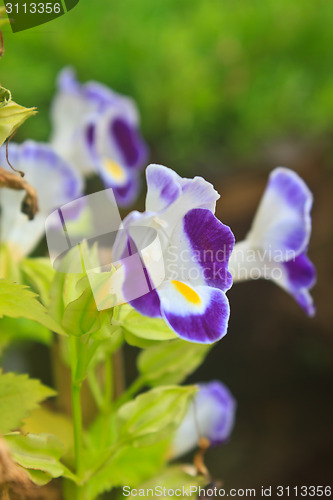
[122, 310, 178, 342]
[85, 441, 168, 500]
[0, 371, 56, 434]
[117, 385, 197, 447]
[0, 279, 66, 335]
[138, 340, 211, 386]
[4, 433, 75, 485]
[83, 413, 168, 499]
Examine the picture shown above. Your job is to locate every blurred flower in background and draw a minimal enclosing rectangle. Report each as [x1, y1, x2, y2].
[50, 68, 148, 206]
[171, 381, 236, 459]
[0, 140, 83, 260]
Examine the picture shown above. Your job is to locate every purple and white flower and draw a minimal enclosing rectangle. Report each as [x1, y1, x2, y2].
[229, 167, 316, 316]
[0, 141, 83, 258]
[171, 381, 236, 458]
[113, 164, 235, 344]
[50, 67, 148, 206]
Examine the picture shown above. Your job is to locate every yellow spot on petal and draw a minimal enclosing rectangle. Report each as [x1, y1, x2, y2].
[103, 159, 126, 183]
[171, 280, 201, 304]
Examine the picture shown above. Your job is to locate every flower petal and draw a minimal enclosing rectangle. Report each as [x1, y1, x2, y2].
[95, 107, 148, 170]
[280, 253, 316, 316]
[17, 141, 83, 214]
[146, 164, 220, 219]
[157, 281, 230, 343]
[0, 141, 83, 256]
[166, 208, 234, 292]
[247, 167, 313, 259]
[172, 381, 236, 458]
[230, 242, 316, 316]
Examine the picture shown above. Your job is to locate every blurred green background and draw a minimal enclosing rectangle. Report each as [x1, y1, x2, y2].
[2, 0, 333, 175]
[1, 0, 333, 495]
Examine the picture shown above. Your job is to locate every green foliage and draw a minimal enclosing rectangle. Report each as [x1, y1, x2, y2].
[0, 279, 66, 335]
[82, 413, 168, 499]
[20, 257, 55, 306]
[2, 0, 333, 169]
[117, 385, 197, 447]
[0, 370, 55, 434]
[138, 339, 211, 386]
[0, 317, 52, 354]
[122, 308, 178, 346]
[0, 86, 36, 146]
[4, 432, 75, 485]
[0, 244, 22, 282]
[85, 442, 169, 500]
[62, 287, 101, 337]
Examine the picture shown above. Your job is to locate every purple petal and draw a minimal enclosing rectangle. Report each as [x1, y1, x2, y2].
[249, 167, 313, 259]
[159, 285, 230, 344]
[197, 381, 236, 446]
[282, 252, 316, 316]
[130, 289, 162, 318]
[172, 380, 236, 457]
[145, 164, 182, 212]
[111, 117, 148, 169]
[145, 164, 220, 216]
[184, 208, 235, 292]
[114, 176, 141, 207]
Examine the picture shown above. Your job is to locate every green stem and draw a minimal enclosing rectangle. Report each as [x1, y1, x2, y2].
[71, 379, 83, 478]
[69, 336, 85, 484]
[103, 355, 112, 411]
[114, 376, 146, 409]
[87, 368, 104, 410]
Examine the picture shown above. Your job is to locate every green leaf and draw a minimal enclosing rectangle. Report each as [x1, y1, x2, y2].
[4, 433, 75, 485]
[122, 309, 178, 343]
[20, 257, 55, 306]
[85, 441, 168, 500]
[0, 96, 36, 147]
[0, 86, 11, 108]
[0, 317, 52, 349]
[22, 407, 74, 456]
[0, 244, 22, 282]
[0, 371, 56, 434]
[82, 413, 168, 500]
[0, 279, 66, 335]
[138, 339, 211, 386]
[62, 287, 100, 337]
[117, 385, 197, 447]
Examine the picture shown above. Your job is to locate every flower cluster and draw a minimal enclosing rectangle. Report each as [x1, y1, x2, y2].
[0, 68, 317, 498]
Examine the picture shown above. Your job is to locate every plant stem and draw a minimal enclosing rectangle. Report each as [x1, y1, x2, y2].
[71, 379, 83, 478]
[87, 368, 104, 410]
[69, 336, 84, 482]
[114, 376, 146, 409]
[103, 354, 112, 410]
